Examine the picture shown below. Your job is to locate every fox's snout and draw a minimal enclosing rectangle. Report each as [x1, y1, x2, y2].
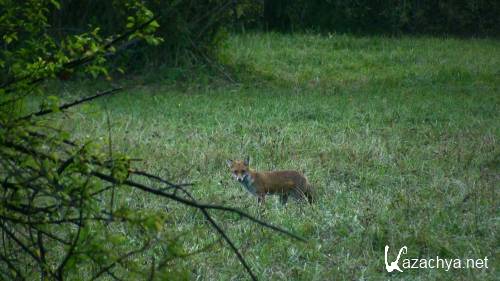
[234, 174, 247, 182]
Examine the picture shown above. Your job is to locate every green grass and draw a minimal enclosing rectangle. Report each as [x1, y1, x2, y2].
[59, 32, 499, 280]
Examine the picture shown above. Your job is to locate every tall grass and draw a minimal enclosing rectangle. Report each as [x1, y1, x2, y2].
[59, 32, 498, 280]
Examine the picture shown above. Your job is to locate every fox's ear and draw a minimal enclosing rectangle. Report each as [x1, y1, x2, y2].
[226, 159, 233, 168]
[244, 156, 250, 166]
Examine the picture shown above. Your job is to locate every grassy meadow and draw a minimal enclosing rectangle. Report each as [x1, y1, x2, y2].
[56, 33, 499, 280]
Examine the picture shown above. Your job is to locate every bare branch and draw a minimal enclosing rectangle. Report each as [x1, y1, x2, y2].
[130, 169, 194, 188]
[0, 222, 41, 264]
[90, 171, 306, 281]
[201, 208, 258, 281]
[92, 171, 306, 242]
[57, 185, 86, 280]
[17, 87, 123, 121]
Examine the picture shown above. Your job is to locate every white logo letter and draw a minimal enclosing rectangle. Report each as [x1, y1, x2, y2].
[385, 245, 407, 272]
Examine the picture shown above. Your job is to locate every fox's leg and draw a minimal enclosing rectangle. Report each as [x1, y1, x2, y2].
[305, 184, 314, 204]
[305, 191, 314, 204]
[291, 186, 312, 203]
[257, 194, 265, 205]
[279, 194, 289, 205]
[290, 188, 304, 201]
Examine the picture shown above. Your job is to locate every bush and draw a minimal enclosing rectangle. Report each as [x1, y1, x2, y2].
[48, 0, 246, 69]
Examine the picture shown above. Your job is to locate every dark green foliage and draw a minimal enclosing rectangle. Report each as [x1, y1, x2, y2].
[231, 0, 265, 31]
[262, 0, 500, 36]
[0, 1, 173, 279]
[263, 0, 291, 31]
[47, 0, 242, 69]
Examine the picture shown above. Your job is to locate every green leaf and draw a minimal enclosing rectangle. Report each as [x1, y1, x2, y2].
[150, 20, 160, 29]
[50, 0, 61, 9]
[47, 95, 60, 113]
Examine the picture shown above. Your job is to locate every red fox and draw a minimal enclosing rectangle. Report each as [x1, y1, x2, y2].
[226, 157, 314, 204]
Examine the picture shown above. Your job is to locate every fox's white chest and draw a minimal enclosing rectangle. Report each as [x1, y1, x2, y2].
[239, 176, 257, 196]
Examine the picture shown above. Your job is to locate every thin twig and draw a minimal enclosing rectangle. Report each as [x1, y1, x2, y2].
[17, 87, 123, 121]
[90, 240, 152, 281]
[130, 169, 194, 188]
[201, 208, 258, 281]
[57, 184, 86, 280]
[0, 252, 26, 281]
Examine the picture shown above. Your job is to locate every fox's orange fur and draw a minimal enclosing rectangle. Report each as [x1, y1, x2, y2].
[226, 158, 314, 204]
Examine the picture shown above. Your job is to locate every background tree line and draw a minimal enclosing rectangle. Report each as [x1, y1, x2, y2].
[262, 0, 500, 36]
[43, 0, 499, 70]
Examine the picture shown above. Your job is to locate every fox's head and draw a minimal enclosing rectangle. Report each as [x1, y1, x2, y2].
[226, 157, 250, 183]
